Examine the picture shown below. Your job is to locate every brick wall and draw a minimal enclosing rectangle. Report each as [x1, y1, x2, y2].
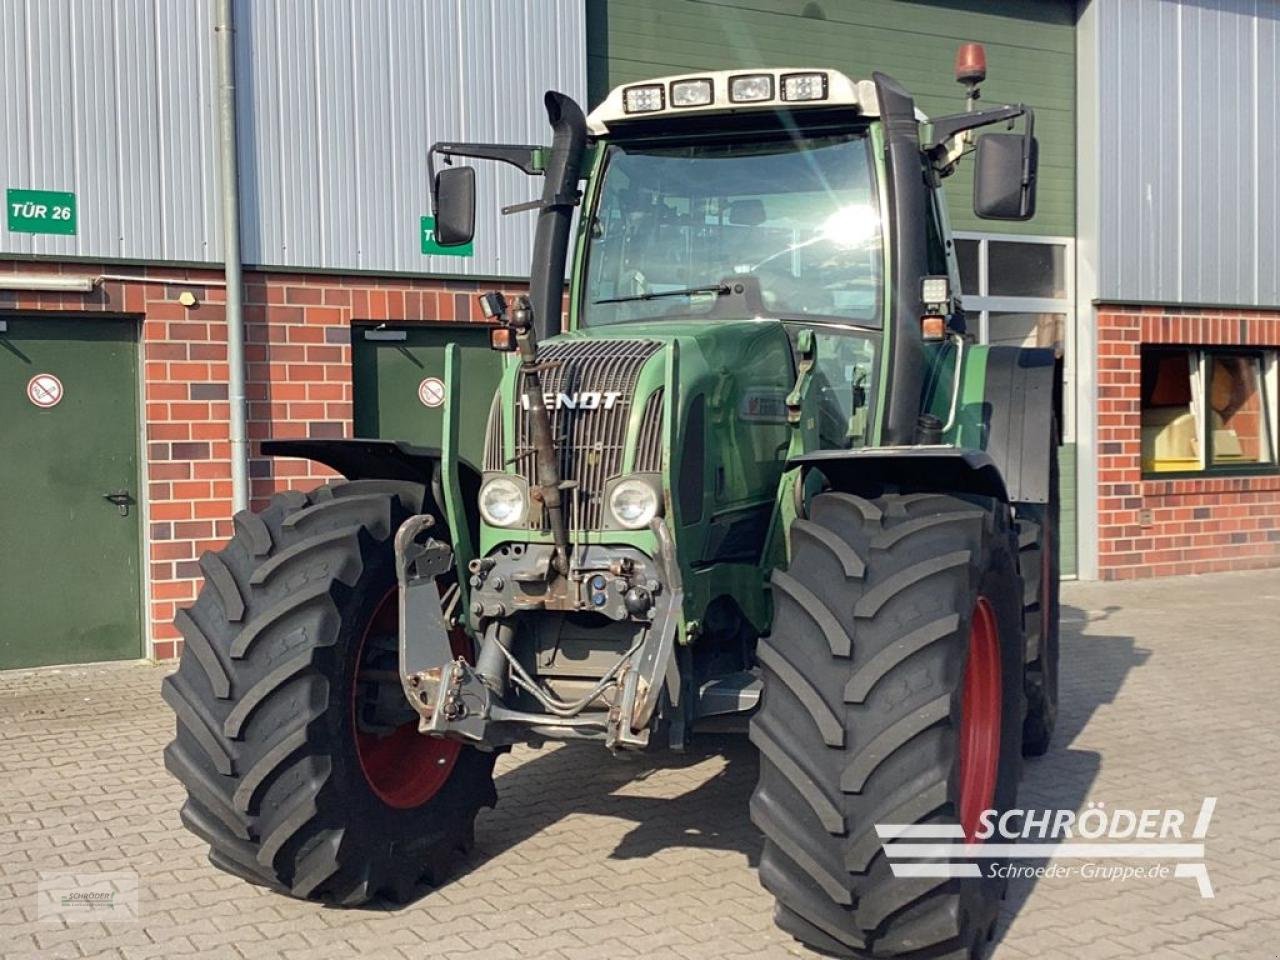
[1, 259, 525, 659]
[1096, 305, 1280, 579]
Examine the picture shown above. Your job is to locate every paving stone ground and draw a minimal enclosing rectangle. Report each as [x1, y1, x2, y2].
[2, 569, 1279, 959]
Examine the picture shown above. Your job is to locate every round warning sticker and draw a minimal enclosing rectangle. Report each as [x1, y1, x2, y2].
[418, 376, 446, 408]
[27, 373, 64, 409]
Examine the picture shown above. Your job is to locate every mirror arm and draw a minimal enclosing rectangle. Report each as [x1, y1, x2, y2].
[925, 104, 1033, 161]
[429, 142, 546, 175]
[428, 142, 547, 217]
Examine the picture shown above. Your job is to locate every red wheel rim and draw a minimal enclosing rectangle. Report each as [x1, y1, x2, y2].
[957, 596, 1001, 842]
[352, 587, 465, 809]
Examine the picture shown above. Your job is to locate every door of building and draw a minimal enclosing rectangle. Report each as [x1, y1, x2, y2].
[351, 322, 504, 470]
[0, 316, 143, 668]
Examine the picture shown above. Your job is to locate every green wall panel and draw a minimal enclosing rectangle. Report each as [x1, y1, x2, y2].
[586, 0, 1075, 237]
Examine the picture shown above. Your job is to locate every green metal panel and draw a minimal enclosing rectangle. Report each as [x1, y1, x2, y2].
[351, 323, 504, 470]
[586, 0, 1075, 236]
[0, 316, 142, 668]
[1059, 441, 1077, 577]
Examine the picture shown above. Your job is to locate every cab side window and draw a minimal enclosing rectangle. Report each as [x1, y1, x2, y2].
[925, 191, 949, 277]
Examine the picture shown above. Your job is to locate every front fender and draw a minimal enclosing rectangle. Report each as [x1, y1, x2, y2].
[261, 438, 455, 483]
[261, 436, 482, 572]
[789, 446, 1009, 502]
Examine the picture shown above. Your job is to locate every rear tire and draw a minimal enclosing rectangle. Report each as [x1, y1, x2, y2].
[751, 491, 1025, 958]
[1017, 421, 1061, 758]
[162, 479, 496, 904]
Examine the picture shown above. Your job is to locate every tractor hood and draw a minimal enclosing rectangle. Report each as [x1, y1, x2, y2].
[477, 316, 797, 638]
[544, 317, 798, 482]
[483, 316, 794, 546]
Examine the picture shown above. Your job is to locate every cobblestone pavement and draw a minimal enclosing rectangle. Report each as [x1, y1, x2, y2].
[2, 570, 1279, 960]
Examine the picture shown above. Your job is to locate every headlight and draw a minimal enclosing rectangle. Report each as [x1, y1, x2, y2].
[780, 72, 828, 102]
[479, 476, 526, 528]
[623, 84, 664, 114]
[608, 478, 661, 530]
[670, 78, 713, 108]
[729, 73, 773, 103]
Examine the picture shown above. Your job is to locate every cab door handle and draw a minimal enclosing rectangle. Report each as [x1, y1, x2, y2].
[103, 490, 134, 517]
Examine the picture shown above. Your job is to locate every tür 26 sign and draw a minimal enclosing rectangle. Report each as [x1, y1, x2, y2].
[7, 189, 77, 235]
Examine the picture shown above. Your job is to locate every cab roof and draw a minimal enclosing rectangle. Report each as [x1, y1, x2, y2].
[584, 68, 934, 136]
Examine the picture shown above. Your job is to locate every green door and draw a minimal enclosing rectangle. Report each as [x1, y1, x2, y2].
[0, 317, 142, 668]
[352, 323, 504, 470]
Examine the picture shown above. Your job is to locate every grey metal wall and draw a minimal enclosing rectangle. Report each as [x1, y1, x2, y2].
[0, 0, 220, 263]
[1, 0, 586, 279]
[1095, 0, 1280, 306]
[235, 0, 585, 277]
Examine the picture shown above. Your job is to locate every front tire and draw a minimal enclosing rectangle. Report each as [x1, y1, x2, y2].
[751, 491, 1025, 958]
[162, 479, 496, 904]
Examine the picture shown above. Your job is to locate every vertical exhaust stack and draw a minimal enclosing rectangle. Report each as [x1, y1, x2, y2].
[520, 91, 586, 573]
[528, 92, 587, 342]
[873, 72, 931, 446]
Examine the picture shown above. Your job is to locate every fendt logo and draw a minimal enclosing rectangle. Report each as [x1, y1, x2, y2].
[520, 391, 623, 411]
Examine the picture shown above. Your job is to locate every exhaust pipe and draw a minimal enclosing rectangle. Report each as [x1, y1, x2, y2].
[520, 91, 586, 574]
[528, 92, 587, 342]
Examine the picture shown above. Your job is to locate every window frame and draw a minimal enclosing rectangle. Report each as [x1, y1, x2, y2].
[1140, 346, 1280, 479]
[578, 130, 885, 331]
[953, 231, 1076, 442]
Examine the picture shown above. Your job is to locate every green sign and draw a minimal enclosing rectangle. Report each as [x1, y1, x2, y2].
[7, 189, 77, 235]
[421, 216, 473, 257]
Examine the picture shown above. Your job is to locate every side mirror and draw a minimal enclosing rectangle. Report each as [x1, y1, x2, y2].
[432, 166, 476, 246]
[973, 131, 1038, 221]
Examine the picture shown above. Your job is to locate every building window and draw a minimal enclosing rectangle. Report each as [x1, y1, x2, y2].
[954, 232, 1074, 440]
[1140, 347, 1278, 475]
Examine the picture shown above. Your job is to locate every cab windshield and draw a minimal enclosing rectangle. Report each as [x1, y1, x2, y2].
[581, 131, 882, 327]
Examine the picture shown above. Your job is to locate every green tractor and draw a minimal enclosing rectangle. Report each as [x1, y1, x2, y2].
[164, 50, 1060, 958]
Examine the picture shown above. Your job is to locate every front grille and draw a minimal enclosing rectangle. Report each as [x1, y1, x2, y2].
[509, 339, 662, 529]
[483, 392, 504, 472]
[633, 388, 665, 472]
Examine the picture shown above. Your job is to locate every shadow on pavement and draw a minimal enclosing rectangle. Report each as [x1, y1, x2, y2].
[380, 600, 1151, 954]
[479, 730, 763, 868]
[992, 602, 1151, 946]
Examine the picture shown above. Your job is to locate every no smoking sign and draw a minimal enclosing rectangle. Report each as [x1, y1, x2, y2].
[26, 373, 64, 409]
[418, 376, 446, 408]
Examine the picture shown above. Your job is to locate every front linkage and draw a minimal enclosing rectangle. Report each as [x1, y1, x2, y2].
[394, 510, 683, 751]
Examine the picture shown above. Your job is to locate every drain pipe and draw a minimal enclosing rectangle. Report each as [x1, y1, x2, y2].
[214, 0, 250, 512]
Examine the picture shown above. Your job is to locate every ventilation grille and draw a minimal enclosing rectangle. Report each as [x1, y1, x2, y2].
[633, 388, 665, 473]
[513, 339, 662, 529]
[483, 392, 504, 472]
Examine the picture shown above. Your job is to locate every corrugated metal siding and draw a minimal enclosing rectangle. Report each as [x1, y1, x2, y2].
[2, 0, 584, 276]
[237, 0, 586, 277]
[1097, 0, 1278, 306]
[586, 0, 1076, 237]
[0, 0, 219, 263]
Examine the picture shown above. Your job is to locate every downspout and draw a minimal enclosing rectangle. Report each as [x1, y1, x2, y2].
[215, 0, 250, 512]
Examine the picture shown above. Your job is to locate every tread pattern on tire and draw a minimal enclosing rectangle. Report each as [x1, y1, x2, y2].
[751, 490, 1025, 959]
[164, 479, 497, 904]
[1017, 419, 1061, 757]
